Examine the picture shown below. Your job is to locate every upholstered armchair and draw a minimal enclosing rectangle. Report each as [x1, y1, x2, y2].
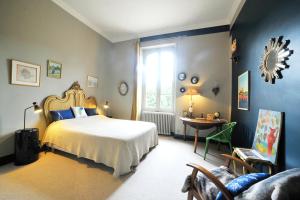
[182, 154, 300, 200]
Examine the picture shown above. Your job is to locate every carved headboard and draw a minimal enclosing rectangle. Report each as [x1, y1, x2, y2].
[44, 81, 97, 124]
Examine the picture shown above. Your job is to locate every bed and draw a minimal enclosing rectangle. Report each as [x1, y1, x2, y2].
[42, 82, 158, 177]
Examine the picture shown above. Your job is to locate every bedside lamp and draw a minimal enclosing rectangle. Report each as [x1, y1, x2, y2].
[103, 101, 110, 116]
[24, 102, 42, 130]
[103, 101, 109, 110]
[185, 87, 199, 118]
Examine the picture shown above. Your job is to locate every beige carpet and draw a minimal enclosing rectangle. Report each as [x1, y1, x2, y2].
[0, 136, 227, 200]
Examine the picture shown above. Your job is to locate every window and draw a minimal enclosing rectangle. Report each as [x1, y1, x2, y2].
[141, 44, 175, 112]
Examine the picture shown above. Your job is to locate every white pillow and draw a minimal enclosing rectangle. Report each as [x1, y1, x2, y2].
[71, 106, 88, 118]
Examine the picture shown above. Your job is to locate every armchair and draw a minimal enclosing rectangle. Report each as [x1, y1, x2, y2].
[182, 154, 300, 200]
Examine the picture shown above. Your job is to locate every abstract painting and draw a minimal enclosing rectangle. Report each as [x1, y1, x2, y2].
[238, 71, 249, 110]
[11, 60, 40, 87]
[252, 109, 282, 164]
[47, 60, 62, 79]
[87, 76, 98, 88]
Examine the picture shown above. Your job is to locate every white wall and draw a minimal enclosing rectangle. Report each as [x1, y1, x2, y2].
[109, 32, 231, 136]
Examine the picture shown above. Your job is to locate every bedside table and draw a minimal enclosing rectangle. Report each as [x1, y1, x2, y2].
[15, 128, 40, 165]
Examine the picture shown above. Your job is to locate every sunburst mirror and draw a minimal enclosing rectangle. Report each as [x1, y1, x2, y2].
[259, 36, 293, 84]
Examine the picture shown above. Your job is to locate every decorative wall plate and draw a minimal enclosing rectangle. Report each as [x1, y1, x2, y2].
[191, 76, 199, 84]
[178, 72, 186, 81]
[180, 87, 186, 93]
[119, 81, 128, 96]
[259, 36, 293, 84]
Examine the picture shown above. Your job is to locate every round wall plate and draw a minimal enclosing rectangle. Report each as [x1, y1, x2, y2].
[191, 76, 199, 84]
[180, 87, 186, 93]
[119, 81, 128, 96]
[178, 72, 186, 81]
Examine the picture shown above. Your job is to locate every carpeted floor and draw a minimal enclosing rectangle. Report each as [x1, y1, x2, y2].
[0, 136, 228, 200]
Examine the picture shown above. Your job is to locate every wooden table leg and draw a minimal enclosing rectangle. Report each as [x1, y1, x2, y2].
[184, 123, 187, 141]
[194, 129, 199, 153]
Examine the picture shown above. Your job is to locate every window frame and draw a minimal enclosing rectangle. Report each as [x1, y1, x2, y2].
[140, 43, 176, 113]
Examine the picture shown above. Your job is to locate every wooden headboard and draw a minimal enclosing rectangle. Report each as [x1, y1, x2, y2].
[44, 81, 97, 124]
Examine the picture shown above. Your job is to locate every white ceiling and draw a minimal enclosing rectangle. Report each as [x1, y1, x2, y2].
[52, 0, 245, 43]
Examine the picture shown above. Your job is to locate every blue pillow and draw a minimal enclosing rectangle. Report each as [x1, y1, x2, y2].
[50, 109, 75, 121]
[216, 173, 270, 200]
[85, 108, 98, 116]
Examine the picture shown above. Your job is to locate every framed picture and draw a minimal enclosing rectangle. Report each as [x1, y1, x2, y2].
[87, 76, 98, 88]
[252, 109, 283, 164]
[47, 60, 62, 79]
[238, 71, 249, 110]
[11, 60, 41, 87]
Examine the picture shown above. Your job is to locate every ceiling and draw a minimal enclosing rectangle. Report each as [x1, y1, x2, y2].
[52, 0, 245, 43]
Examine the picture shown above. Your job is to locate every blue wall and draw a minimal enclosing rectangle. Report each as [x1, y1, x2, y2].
[231, 0, 300, 170]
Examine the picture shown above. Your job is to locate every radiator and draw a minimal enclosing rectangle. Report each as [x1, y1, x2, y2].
[141, 111, 174, 135]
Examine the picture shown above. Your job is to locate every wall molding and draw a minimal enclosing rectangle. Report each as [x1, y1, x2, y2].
[0, 154, 14, 166]
[140, 25, 230, 42]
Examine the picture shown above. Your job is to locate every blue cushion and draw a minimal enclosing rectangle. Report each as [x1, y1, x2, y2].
[85, 108, 98, 116]
[50, 109, 75, 121]
[216, 173, 270, 200]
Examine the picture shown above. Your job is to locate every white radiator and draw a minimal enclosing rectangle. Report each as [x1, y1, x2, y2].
[141, 111, 174, 135]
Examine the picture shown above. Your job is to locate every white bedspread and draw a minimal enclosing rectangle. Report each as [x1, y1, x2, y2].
[42, 115, 158, 177]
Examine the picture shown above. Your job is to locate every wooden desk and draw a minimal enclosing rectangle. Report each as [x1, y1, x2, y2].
[180, 117, 227, 153]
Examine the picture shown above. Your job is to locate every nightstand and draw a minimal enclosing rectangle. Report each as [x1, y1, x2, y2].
[15, 128, 40, 165]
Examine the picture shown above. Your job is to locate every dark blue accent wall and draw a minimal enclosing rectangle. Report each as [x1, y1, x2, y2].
[231, 0, 300, 170]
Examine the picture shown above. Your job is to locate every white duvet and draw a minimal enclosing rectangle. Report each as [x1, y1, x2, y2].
[42, 115, 158, 177]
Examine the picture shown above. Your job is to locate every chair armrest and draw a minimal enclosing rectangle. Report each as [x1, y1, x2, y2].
[187, 163, 233, 200]
[221, 154, 258, 173]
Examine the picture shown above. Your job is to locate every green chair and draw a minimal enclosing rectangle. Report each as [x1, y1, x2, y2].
[204, 122, 237, 160]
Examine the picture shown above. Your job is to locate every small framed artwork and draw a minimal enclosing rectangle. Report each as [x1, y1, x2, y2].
[11, 60, 41, 87]
[87, 75, 98, 88]
[47, 60, 62, 79]
[238, 71, 249, 110]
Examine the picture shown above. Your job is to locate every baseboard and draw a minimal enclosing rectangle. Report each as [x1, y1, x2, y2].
[171, 132, 206, 142]
[0, 154, 15, 166]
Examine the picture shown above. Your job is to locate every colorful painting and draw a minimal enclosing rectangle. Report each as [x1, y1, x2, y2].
[11, 60, 40, 87]
[238, 71, 249, 110]
[252, 109, 282, 164]
[47, 60, 62, 79]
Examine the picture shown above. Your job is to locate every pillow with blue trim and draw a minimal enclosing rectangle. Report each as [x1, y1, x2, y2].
[85, 108, 98, 116]
[72, 106, 88, 118]
[50, 109, 75, 121]
[216, 173, 270, 200]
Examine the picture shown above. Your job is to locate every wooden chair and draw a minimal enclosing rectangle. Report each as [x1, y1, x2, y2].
[204, 122, 237, 160]
[186, 154, 257, 200]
